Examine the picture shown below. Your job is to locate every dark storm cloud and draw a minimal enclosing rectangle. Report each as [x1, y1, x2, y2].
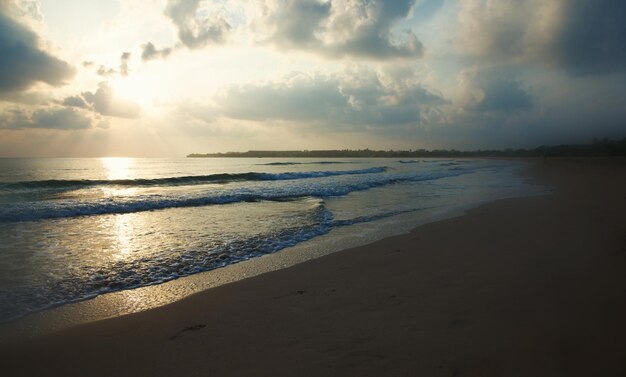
[141, 42, 172, 61]
[0, 7, 74, 96]
[473, 77, 531, 112]
[264, 0, 423, 60]
[165, 0, 231, 49]
[446, 0, 626, 149]
[460, 69, 532, 113]
[0, 107, 92, 130]
[214, 71, 445, 126]
[457, 0, 626, 75]
[554, 0, 626, 75]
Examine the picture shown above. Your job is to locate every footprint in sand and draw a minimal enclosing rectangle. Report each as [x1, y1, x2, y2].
[169, 324, 207, 340]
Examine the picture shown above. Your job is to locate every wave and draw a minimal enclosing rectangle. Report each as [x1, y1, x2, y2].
[0, 169, 470, 222]
[0, 201, 335, 322]
[0, 167, 386, 192]
[0, 200, 438, 322]
[0, 200, 433, 322]
[258, 161, 348, 166]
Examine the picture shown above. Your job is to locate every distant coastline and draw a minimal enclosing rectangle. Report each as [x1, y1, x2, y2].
[188, 138, 626, 158]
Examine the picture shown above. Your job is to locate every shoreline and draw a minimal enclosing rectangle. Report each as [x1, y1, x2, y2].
[2, 158, 626, 376]
[0, 159, 538, 340]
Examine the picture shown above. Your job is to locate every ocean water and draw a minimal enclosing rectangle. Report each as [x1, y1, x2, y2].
[0, 157, 540, 322]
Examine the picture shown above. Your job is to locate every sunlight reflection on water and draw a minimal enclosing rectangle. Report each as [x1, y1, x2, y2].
[101, 157, 132, 180]
[0, 158, 548, 328]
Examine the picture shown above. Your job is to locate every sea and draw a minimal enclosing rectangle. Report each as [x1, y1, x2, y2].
[0, 157, 544, 323]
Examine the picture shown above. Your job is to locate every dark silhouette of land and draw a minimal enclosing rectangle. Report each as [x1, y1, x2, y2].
[188, 138, 626, 158]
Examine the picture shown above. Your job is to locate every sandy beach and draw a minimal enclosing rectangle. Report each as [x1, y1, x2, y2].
[2, 158, 625, 377]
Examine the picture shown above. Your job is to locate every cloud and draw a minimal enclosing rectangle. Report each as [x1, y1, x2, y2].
[81, 82, 140, 118]
[458, 68, 532, 113]
[119, 52, 131, 76]
[96, 65, 117, 77]
[64, 82, 140, 118]
[262, 0, 331, 48]
[258, 0, 423, 60]
[456, 0, 548, 61]
[412, 0, 444, 23]
[141, 42, 172, 61]
[164, 0, 231, 49]
[139, 0, 231, 61]
[554, 0, 626, 75]
[94, 52, 132, 77]
[0, 5, 74, 97]
[62, 94, 90, 109]
[456, 0, 626, 75]
[217, 74, 346, 121]
[211, 67, 445, 127]
[0, 106, 93, 130]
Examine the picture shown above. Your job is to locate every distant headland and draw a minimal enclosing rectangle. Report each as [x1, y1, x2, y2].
[188, 138, 626, 158]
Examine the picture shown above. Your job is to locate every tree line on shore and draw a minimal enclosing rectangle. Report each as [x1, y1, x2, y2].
[188, 138, 626, 158]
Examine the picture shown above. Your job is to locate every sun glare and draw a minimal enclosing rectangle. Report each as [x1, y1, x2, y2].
[101, 157, 132, 180]
[113, 213, 134, 258]
[110, 74, 161, 110]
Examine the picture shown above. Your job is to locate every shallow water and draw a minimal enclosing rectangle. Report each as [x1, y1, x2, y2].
[0, 157, 541, 322]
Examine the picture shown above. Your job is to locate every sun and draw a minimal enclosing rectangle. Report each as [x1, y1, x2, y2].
[110, 72, 163, 111]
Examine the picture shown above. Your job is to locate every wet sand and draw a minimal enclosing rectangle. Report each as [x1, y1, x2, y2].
[2, 158, 626, 376]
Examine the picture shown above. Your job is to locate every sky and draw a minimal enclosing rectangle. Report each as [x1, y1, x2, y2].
[0, 0, 625, 157]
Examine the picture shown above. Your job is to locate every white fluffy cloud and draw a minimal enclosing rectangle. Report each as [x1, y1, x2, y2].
[64, 82, 140, 119]
[165, 0, 231, 49]
[210, 66, 445, 128]
[255, 0, 423, 59]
